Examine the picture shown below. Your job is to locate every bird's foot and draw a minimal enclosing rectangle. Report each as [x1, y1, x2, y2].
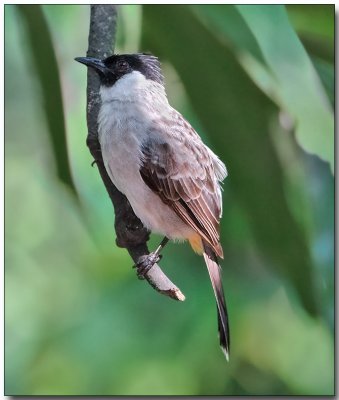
[133, 253, 163, 279]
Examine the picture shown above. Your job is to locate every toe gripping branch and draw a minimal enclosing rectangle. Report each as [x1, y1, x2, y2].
[134, 253, 163, 279]
[133, 237, 169, 279]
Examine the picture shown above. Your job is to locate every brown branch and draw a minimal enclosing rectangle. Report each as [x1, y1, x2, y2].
[85, 5, 185, 301]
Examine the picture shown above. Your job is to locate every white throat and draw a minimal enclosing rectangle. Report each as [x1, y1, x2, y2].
[99, 70, 167, 104]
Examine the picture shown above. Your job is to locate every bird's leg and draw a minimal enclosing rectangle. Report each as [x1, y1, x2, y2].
[134, 237, 169, 279]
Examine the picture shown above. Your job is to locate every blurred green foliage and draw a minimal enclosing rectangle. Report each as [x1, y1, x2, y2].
[5, 4, 334, 396]
[17, 5, 77, 195]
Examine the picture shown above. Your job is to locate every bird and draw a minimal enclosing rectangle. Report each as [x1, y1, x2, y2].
[75, 53, 230, 359]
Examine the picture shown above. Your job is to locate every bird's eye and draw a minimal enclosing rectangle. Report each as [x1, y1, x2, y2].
[116, 60, 129, 72]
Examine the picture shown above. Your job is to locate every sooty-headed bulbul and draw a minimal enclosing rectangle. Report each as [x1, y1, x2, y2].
[75, 53, 230, 359]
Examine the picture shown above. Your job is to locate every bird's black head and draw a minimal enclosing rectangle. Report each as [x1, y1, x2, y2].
[75, 53, 164, 86]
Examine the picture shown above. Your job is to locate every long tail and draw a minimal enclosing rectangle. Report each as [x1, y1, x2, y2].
[203, 241, 230, 360]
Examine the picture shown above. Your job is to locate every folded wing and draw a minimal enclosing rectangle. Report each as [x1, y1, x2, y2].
[139, 109, 226, 257]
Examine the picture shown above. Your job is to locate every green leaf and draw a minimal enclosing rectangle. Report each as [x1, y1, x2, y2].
[142, 5, 318, 314]
[193, 5, 334, 173]
[191, 5, 266, 64]
[236, 5, 334, 172]
[287, 5, 334, 64]
[286, 5, 334, 41]
[16, 5, 78, 196]
[312, 57, 334, 107]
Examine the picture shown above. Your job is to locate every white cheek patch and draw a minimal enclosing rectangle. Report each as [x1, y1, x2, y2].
[100, 71, 148, 103]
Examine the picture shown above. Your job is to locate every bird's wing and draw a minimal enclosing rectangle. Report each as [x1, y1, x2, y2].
[139, 108, 227, 258]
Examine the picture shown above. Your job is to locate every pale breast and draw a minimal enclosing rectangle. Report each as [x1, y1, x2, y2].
[98, 100, 141, 192]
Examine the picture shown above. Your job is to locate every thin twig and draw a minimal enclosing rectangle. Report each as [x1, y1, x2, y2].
[85, 5, 185, 301]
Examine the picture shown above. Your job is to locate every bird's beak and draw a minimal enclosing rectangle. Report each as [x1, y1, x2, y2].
[75, 57, 107, 74]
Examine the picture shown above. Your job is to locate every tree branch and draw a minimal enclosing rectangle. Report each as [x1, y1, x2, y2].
[85, 5, 185, 301]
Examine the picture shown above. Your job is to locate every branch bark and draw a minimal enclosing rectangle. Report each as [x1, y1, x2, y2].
[85, 5, 185, 301]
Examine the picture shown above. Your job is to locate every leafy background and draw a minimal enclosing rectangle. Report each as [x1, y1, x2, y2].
[5, 4, 334, 395]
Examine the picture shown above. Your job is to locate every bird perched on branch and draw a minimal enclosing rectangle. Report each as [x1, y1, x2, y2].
[75, 53, 230, 359]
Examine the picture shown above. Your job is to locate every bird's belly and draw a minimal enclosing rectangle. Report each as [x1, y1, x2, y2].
[128, 185, 194, 240]
[105, 156, 192, 239]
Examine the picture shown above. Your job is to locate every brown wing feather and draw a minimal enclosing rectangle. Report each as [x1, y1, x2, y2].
[140, 111, 225, 258]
